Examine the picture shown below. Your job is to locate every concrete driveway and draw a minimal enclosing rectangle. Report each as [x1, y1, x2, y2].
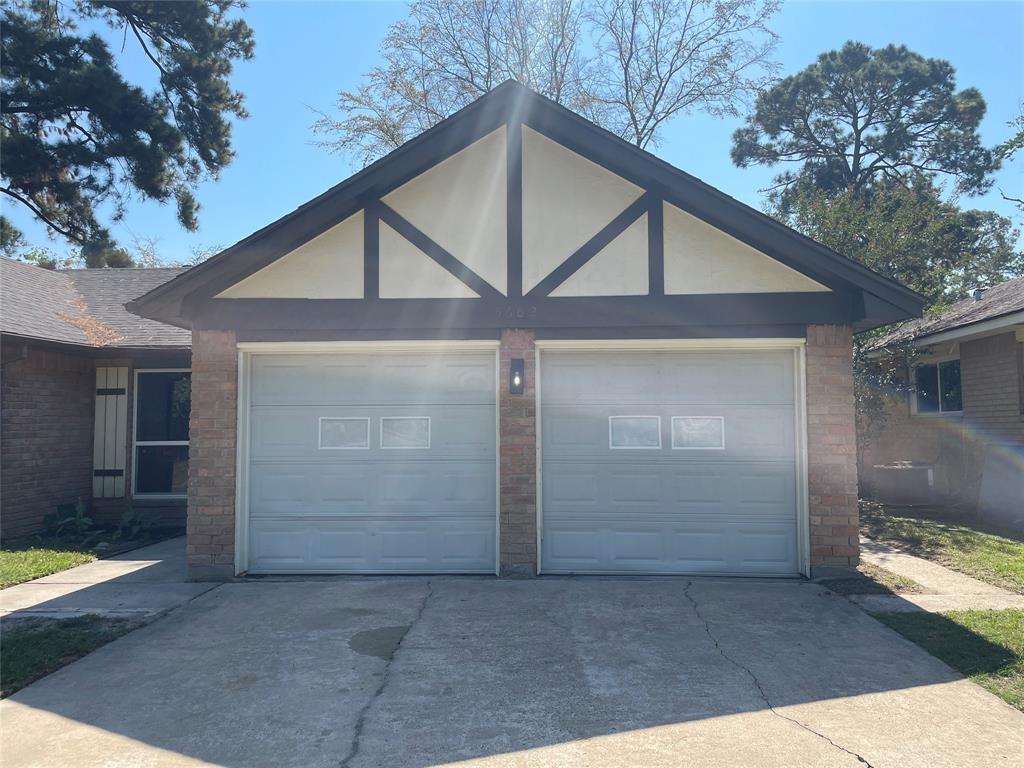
[1, 578, 1020, 768]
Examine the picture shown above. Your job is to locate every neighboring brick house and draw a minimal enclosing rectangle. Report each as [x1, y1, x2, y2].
[862, 277, 1024, 531]
[128, 82, 923, 580]
[1, 258, 191, 539]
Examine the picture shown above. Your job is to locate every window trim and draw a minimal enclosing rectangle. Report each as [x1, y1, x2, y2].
[132, 368, 191, 499]
[380, 416, 432, 450]
[608, 415, 662, 450]
[911, 356, 963, 417]
[671, 416, 726, 450]
[318, 417, 371, 450]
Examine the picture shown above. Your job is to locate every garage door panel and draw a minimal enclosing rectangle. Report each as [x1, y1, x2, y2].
[245, 350, 496, 573]
[542, 351, 794, 405]
[249, 462, 493, 516]
[543, 406, 793, 459]
[544, 519, 794, 574]
[735, 528, 797, 571]
[541, 348, 800, 576]
[248, 517, 494, 572]
[251, 354, 494, 405]
[250, 405, 494, 459]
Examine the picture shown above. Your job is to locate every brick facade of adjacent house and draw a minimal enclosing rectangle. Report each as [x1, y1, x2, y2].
[862, 329, 1024, 529]
[805, 324, 860, 570]
[0, 341, 95, 540]
[185, 329, 238, 580]
[0, 340, 191, 540]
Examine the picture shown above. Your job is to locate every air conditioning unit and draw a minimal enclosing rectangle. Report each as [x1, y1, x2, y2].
[869, 462, 935, 506]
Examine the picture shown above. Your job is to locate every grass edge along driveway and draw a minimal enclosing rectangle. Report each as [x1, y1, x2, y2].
[1, 615, 142, 698]
[861, 504, 1024, 595]
[873, 609, 1024, 712]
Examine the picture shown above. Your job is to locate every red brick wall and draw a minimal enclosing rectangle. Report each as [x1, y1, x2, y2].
[186, 330, 237, 579]
[499, 329, 538, 575]
[860, 330, 1023, 512]
[805, 325, 859, 570]
[1, 341, 94, 540]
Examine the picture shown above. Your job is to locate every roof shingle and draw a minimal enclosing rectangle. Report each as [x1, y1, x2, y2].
[871, 275, 1024, 347]
[1, 258, 190, 348]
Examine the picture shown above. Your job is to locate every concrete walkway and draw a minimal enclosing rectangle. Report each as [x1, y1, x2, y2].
[0, 537, 217, 619]
[850, 538, 1024, 613]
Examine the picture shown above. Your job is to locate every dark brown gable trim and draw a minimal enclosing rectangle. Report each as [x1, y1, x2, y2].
[193, 293, 852, 332]
[506, 119, 524, 298]
[364, 201, 381, 299]
[647, 198, 664, 296]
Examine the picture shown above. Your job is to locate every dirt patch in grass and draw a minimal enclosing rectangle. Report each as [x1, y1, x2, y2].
[874, 609, 1024, 711]
[820, 562, 929, 596]
[1, 615, 143, 698]
[861, 502, 1024, 595]
[0, 528, 184, 589]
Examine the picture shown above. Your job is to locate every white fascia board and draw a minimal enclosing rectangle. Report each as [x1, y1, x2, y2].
[912, 311, 1024, 347]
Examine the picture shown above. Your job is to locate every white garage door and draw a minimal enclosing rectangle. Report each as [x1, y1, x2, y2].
[244, 349, 496, 573]
[540, 348, 801, 575]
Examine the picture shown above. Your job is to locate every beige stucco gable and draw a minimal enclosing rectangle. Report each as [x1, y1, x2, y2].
[663, 203, 829, 294]
[213, 127, 830, 303]
[522, 126, 644, 294]
[216, 212, 364, 299]
[383, 127, 507, 295]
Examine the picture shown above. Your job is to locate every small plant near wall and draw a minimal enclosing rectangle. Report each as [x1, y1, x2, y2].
[115, 507, 155, 542]
[43, 499, 96, 543]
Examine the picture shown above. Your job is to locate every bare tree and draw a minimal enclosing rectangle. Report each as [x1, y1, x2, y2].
[313, 0, 779, 164]
[589, 0, 780, 148]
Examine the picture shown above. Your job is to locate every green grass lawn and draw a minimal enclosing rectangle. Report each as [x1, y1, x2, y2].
[1, 528, 185, 589]
[0, 547, 95, 589]
[874, 609, 1024, 711]
[861, 503, 1024, 594]
[1, 616, 141, 698]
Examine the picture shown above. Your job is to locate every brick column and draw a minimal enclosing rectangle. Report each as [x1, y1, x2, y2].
[499, 329, 538, 576]
[186, 329, 237, 580]
[805, 324, 859, 574]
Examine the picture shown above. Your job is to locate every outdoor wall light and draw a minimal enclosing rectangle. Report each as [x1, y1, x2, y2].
[509, 358, 525, 395]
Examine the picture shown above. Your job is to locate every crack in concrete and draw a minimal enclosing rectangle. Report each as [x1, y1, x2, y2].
[339, 579, 434, 768]
[682, 582, 876, 768]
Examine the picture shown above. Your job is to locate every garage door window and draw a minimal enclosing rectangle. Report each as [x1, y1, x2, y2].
[319, 417, 370, 449]
[381, 416, 431, 449]
[672, 416, 725, 450]
[134, 370, 190, 496]
[609, 416, 661, 449]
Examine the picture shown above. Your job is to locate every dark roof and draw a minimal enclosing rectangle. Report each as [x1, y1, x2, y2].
[129, 80, 925, 331]
[871, 276, 1024, 347]
[1, 258, 190, 348]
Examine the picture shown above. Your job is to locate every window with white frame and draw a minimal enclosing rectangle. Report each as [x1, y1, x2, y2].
[319, 418, 370, 449]
[672, 416, 725, 449]
[134, 370, 191, 496]
[914, 359, 962, 414]
[381, 417, 430, 449]
[609, 416, 661, 449]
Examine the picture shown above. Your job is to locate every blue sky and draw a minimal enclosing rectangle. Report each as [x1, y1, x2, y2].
[5, 0, 1023, 261]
